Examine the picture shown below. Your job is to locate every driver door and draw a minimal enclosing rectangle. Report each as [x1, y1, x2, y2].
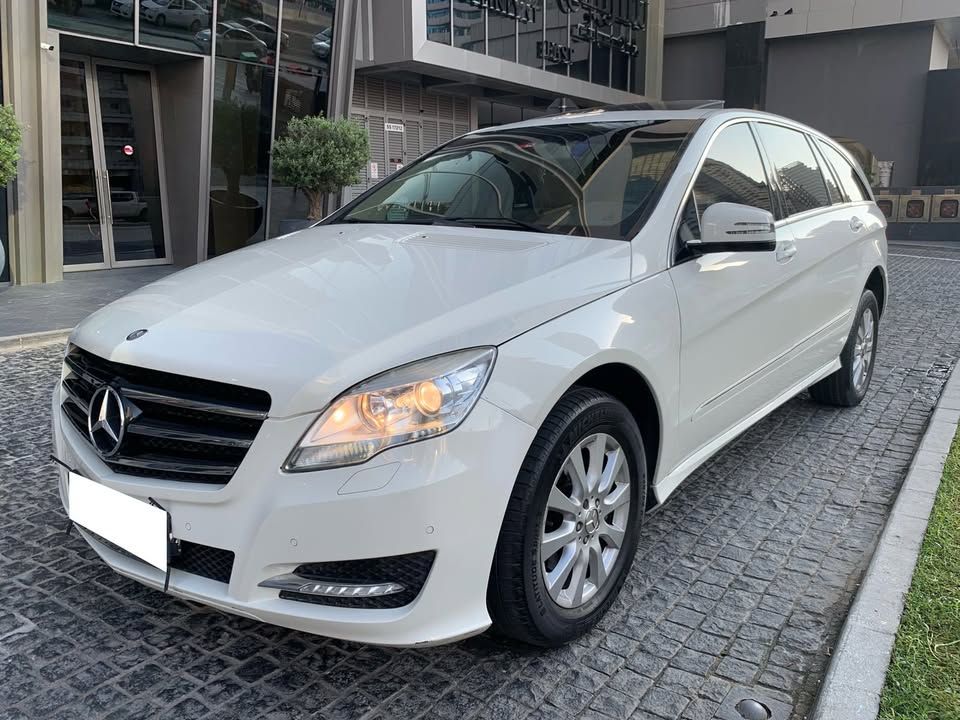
[668, 122, 799, 466]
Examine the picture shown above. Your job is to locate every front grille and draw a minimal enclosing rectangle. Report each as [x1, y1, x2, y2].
[61, 345, 271, 484]
[84, 529, 235, 585]
[279, 551, 436, 609]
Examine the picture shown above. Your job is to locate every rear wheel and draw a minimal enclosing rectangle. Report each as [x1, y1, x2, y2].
[488, 388, 646, 646]
[810, 289, 879, 407]
[155, 14, 166, 26]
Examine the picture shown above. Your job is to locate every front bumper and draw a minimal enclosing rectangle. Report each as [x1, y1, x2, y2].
[53, 385, 535, 646]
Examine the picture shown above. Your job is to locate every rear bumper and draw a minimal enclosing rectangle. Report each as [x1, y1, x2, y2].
[53, 385, 536, 646]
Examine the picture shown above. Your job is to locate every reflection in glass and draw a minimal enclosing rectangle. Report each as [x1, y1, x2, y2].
[518, 0, 543, 68]
[757, 124, 831, 217]
[139, 0, 213, 55]
[543, 0, 569, 76]
[818, 141, 870, 203]
[59, 59, 105, 267]
[47, 0, 135, 43]
[336, 120, 696, 241]
[209, 60, 272, 257]
[278, 0, 335, 76]
[488, 11, 516, 62]
[95, 66, 167, 262]
[207, 0, 280, 62]
[453, 0, 484, 53]
[426, 0, 452, 45]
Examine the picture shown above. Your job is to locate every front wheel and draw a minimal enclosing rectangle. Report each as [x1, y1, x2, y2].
[488, 388, 646, 646]
[810, 289, 879, 407]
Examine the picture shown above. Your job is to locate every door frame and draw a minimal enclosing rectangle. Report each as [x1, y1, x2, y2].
[62, 54, 173, 271]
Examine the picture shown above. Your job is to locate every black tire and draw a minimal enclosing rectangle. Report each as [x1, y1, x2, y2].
[190, 20, 201, 32]
[156, 14, 166, 26]
[810, 289, 880, 407]
[488, 387, 646, 646]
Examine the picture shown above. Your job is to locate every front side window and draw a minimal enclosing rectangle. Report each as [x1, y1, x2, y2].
[756, 124, 831, 217]
[334, 120, 698, 241]
[817, 140, 871, 203]
[678, 123, 773, 243]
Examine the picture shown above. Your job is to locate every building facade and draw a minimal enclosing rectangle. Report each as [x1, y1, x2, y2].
[0, 0, 664, 285]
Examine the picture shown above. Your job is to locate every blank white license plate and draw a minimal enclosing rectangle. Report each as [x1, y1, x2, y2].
[68, 472, 169, 571]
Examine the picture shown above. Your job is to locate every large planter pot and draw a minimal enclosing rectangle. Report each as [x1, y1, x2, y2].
[209, 189, 264, 257]
[278, 218, 315, 236]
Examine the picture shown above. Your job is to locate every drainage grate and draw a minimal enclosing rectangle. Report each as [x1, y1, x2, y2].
[714, 686, 793, 720]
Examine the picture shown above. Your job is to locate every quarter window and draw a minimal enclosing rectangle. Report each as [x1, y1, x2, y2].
[756, 124, 831, 217]
[817, 140, 871, 203]
[678, 123, 773, 242]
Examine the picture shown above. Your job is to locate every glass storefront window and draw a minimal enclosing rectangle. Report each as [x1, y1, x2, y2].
[543, 0, 568, 76]
[277, 0, 334, 76]
[517, 0, 543, 69]
[47, 0, 135, 44]
[426, 0, 452, 45]
[208, 59, 273, 257]
[488, 12, 515, 62]
[138, 0, 213, 55]
[453, 0, 484, 53]
[213, 0, 280, 64]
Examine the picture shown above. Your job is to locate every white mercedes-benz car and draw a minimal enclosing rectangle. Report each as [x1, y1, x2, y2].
[53, 108, 887, 647]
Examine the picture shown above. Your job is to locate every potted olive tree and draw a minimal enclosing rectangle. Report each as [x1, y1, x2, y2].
[271, 115, 369, 234]
[209, 97, 264, 257]
[0, 104, 23, 280]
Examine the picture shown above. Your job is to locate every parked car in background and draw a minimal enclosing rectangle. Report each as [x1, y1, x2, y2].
[109, 0, 135, 21]
[53, 108, 887, 648]
[141, 0, 209, 30]
[232, 16, 289, 50]
[311, 27, 331, 58]
[194, 21, 268, 59]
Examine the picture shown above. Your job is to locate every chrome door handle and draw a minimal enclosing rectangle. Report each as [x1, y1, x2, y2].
[777, 240, 798, 263]
[850, 217, 865, 233]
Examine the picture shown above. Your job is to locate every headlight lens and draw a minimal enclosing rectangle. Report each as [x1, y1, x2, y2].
[284, 347, 496, 471]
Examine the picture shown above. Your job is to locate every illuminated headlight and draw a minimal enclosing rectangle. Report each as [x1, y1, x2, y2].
[284, 347, 496, 471]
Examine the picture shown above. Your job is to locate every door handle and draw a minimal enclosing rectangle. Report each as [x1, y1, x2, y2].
[777, 240, 798, 263]
[850, 216, 865, 233]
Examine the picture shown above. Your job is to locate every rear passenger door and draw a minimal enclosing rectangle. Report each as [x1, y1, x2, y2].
[754, 123, 863, 376]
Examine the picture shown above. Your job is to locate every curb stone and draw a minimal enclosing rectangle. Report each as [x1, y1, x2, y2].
[810, 359, 960, 719]
[0, 328, 71, 353]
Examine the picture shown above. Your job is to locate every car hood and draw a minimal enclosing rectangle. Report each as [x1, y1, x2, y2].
[71, 224, 631, 417]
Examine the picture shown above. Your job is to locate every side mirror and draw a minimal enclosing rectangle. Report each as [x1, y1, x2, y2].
[688, 202, 777, 253]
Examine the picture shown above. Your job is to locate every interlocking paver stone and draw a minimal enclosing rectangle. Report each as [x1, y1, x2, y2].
[2, 250, 958, 719]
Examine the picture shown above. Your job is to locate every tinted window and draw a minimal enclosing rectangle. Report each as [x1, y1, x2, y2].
[757, 124, 831, 217]
[817, 140, 870, 203]
[679, 123, 773, 242]
[336, 120, 698, 241]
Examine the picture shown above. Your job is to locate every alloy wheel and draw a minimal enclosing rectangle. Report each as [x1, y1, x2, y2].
[540, 433, 632, 609]
[852, 308, 875, 392]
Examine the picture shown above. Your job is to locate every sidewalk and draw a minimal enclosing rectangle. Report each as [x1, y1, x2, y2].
[0, 266, 175, 344]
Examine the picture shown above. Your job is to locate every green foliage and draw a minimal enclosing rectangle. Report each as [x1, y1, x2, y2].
[880, 425, 960, 719]
[0, 105, 23, 187]
[211, 98, 261, 196]
[271, 115, 370, 219]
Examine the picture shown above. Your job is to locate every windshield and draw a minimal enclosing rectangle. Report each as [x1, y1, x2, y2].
[333, 120, 698, 240]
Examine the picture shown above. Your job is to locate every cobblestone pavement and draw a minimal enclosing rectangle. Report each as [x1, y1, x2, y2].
[1, 250, 959, 720]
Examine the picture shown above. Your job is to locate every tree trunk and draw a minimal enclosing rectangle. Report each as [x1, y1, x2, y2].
[306, 189, 324, 220]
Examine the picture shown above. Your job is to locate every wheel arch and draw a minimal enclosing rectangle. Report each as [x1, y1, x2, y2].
[567, 363, 662, 511]
[866, 265, 887, 317]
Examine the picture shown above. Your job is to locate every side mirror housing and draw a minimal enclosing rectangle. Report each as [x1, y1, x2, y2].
[688, 202, 777, 253]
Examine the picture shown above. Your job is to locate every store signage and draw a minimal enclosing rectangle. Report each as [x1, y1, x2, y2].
[468, 0, 538, 24]
[558, 0, 645, 56]
[537, 40, 572, 65]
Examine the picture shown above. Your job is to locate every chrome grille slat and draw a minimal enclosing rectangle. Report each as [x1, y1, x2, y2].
[125, 418, 254, 449]
[60, 346, 270, 484]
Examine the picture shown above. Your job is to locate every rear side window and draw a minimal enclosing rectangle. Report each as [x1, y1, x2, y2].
[817, 140, 871, 203]
[678, 123, 773, 242]
[756, 124, 831, 217]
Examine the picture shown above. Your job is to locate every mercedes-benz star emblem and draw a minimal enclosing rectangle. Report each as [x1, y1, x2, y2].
[126, 329, 148, 341]
[87, 386, 127, 457]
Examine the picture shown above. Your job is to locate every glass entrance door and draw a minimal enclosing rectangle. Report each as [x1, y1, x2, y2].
[60, 57, 171, 270]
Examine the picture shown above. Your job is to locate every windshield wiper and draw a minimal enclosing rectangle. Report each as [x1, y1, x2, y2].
[434, 217, 548, 233]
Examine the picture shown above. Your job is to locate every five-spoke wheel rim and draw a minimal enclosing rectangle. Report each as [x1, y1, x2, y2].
[540, 433, 632, 609]
[852, 309, 875, 392]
